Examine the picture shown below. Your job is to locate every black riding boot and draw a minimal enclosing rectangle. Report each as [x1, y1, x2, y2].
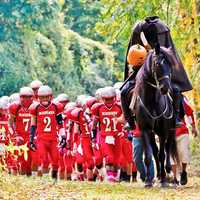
[121, 80, 136, 130]
[173, 88, 183, 128]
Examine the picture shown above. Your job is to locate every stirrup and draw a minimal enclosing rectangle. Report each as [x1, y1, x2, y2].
[123, 122, 135, 131]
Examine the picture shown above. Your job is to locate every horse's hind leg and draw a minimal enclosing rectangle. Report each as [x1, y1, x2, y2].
[142, 131, 153, 187]
[165, 138, 172, 174]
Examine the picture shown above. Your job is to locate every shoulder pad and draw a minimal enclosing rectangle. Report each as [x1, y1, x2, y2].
[53, 102, 64, 114]
[91, 102, 103, 116]
[29, 102, 40, 115]
[9, 102, 20, 116]
[70, 108, 83, 122]
[64, 107, 76, 120]
[116, 101, 121, 107]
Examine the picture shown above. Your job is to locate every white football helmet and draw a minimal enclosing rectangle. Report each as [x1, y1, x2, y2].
[0, 98, 8, 110]
[101, 86, 116, 98]
[95, 88, 104, 102]
[38, 85, 52, 96]
[30, 80, 43, 89]
[113, 82, 123, 90]
[19, 87, 34, 96]
[101, 86, 116, 108]
[9, 93, 20, 104]
[76, 95, 88, 108]
[38, 85, 53, 106]
[57, 93, 69, 103]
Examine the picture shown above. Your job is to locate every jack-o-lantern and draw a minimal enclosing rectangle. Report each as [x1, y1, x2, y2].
[127, 44, 147, 68]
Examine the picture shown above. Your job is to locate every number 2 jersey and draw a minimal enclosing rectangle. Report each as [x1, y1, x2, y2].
[30, 102, 63, 141]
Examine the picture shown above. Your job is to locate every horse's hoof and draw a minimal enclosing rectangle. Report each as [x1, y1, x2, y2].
[165, 165, 172, 174]
[160, 181, 169, 188]
[157, 175, 161, 181]
[145, 181, 153, 188]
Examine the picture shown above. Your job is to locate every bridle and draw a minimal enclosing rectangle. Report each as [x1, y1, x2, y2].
[146, 53, 171, 91]
[138, 52, 173, 120]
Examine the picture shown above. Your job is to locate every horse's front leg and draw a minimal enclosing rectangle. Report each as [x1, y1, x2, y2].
[159, 137, 168, 187]
[141, 131, 153, 187]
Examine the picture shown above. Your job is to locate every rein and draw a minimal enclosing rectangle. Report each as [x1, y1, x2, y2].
[138, 94, 173, 120]
[137, 54, 173, 120]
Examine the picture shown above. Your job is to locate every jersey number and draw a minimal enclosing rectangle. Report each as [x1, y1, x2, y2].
[102, 117, 117, 132]
[0, 127, 6, 141]
[44, 116, 51, 132]
[23, 118, 30, 132]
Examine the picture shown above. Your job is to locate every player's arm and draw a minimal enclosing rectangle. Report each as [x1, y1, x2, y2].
[56, 104, 67, 148]
[184, 98, 198, 137]
[30, 115, 36, 146]
[90, 103, 101, 140]
[8, 114, 16, 136]
[29, 103, 37, 150]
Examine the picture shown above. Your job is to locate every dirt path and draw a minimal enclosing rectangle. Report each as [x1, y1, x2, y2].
[0, 173, 200, 200]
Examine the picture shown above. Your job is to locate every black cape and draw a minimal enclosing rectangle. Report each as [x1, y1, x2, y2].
[124, 16, 192, 92]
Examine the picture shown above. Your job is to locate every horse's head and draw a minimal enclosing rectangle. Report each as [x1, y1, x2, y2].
[150, 44, 172, 95]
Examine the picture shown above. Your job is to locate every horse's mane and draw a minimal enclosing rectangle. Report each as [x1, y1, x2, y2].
[159, 46, 178, 68]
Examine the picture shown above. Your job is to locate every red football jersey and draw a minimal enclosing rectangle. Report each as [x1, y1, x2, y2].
[30, 102, 63, 141]
[93, 103, 122, 136]
[0, 114, 9, 144]
[70, 108, 90, 137]
[9, 102, 32, 141]
[176, 96, 195, 137]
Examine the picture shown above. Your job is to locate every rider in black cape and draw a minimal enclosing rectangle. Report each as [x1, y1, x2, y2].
[121, 16, 192, 130]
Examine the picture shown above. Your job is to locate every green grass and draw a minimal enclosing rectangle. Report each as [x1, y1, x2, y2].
[0, 173, 200, 200]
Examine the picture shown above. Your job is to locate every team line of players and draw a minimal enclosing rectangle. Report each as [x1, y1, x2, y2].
[0, 79, 197, 184]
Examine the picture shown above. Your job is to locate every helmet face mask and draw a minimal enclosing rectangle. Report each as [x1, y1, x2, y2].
[20, 95, 33, 108]
[38, 95, 52, 107]
[59, 100, 69, 108]
[19, 87, 34, 107]
[37, 85, 53, 107]
[102, 97, 116, 108]
[100, 86, 116, 108]
[0, 99, 8, 115]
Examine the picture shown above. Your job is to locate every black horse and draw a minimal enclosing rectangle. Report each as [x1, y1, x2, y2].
[131, 44, 178, 187]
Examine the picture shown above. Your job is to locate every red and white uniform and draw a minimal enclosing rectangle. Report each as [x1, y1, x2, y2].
[9, 102, 32, 174]
[9, 103, 32, 142]
[176, 97, 195, 137]
[58, 109, 75, 178]
[0, 113, 14, 170]
[70, 107, 94, 169]
[92, 102, 122, 165]
[0, 114, 9, 145]
[171, 96, 196, 165]
[30, 102, 63, 171]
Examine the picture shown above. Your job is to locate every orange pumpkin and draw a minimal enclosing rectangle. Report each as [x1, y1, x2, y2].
[127, 44, 147, 68]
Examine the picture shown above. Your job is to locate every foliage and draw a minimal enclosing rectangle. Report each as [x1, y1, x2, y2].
[96, 0, 200, 127]
[62, 0, 103, 41]
[0, 0, 115, 100]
